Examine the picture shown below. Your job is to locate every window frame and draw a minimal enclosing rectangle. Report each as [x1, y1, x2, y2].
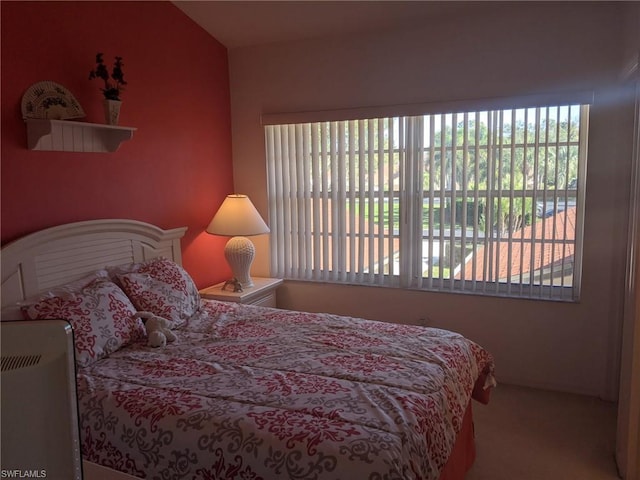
[264, 94, 591, 302]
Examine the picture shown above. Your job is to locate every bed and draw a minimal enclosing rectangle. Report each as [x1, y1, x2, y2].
[0, 219, 496, 480]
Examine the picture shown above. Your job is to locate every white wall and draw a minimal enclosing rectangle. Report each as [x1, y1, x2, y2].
[228, 2, 634, 399]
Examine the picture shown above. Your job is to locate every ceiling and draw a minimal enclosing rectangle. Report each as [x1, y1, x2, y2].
[172, 1, 488, 49]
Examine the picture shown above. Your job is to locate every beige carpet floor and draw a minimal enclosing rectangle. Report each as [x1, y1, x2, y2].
[466, 384, 619, 480]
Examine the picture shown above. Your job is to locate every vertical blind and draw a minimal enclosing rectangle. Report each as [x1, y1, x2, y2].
[266, 104, 589, 301]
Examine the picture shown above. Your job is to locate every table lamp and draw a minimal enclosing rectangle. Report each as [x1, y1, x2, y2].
[206, 194, 270, 288]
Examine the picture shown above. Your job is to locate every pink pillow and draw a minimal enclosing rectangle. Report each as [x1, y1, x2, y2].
[23, 279, 145, 368]
[116, 257, 199, 326]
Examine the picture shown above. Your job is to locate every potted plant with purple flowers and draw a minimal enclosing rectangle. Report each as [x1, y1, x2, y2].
[89, 53, 127, 125]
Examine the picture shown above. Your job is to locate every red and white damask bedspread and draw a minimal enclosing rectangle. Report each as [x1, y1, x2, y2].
[78, 300, 495, 480]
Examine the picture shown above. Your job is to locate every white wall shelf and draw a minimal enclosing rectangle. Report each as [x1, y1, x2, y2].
[25, 119, 136, 153]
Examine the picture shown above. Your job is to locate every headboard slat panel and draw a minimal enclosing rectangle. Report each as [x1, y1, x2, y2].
[35, 239, 134, 275]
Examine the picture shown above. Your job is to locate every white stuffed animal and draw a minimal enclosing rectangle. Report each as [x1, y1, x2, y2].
[134, 311, 177, 348]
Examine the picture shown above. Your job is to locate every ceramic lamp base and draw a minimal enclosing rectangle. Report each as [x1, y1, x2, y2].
[224, 236, 256, 288]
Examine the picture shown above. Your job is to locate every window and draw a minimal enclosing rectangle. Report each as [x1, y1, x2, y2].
[265, 102, 589, 301]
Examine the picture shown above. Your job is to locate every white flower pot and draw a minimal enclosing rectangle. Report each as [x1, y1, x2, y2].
[103, 99, 122, 126]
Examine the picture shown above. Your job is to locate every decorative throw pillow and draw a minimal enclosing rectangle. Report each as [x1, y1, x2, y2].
[116, 257, 199, 327]
[23, 278, 145, 368]
[18, 269, 110, 307]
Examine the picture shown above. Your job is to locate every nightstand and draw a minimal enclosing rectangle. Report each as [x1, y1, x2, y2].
[199, 277, 283, 308]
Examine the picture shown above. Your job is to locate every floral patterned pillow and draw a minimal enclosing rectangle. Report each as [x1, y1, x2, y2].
[116, 257, 199, 327]
[23, 279, 145, 368]
[18, 269, 110, 306]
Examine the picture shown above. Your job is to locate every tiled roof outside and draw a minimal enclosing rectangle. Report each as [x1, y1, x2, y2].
[457, 206, 576, 281]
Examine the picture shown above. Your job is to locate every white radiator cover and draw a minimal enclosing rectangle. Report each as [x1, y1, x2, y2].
[1, 320, 82, 479]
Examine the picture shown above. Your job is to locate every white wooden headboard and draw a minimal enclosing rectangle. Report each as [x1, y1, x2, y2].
[1, 219, 187, 318]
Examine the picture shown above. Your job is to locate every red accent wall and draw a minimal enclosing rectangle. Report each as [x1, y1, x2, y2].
[1, 1, 233, 287]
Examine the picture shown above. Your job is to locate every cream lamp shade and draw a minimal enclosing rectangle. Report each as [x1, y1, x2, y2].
[206, 194, 270, 288]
